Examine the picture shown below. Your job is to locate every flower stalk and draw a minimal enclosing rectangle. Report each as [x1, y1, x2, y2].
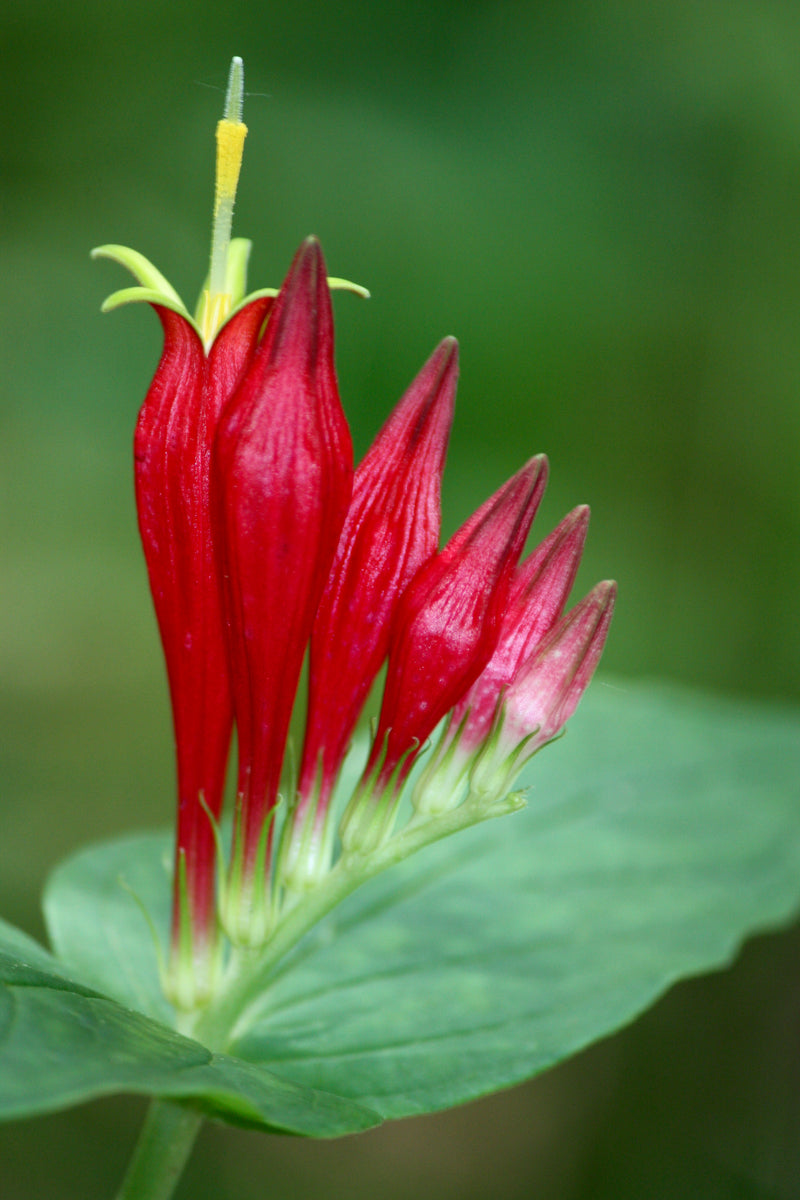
[114, 1101, 203, 1200]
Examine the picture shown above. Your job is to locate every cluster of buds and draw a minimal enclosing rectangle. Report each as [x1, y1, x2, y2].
[95, 60, 615, 1010]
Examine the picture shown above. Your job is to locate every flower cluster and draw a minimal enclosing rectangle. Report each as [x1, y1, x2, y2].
[96, 61, 615, 1010]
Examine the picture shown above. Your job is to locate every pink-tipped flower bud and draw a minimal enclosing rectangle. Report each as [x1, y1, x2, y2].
[451, 505, 591, 756]
[502, 579, 616, 750]
[470, 580, 616, 802]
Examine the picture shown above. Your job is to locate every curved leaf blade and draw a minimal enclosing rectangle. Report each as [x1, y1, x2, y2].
[43, 682, 800, 1127]
[0, 927, 379, 1135]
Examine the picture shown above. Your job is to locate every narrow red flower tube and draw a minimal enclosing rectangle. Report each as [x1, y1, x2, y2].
[359, 455, 548, 797]
[213, 239, 353, 939]
[294, 338, 457, 805]
[134, 294, 272, 999]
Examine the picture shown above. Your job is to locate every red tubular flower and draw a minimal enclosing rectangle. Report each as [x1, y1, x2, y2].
[363, 455, 549, 794]
[134, 294, 273, 986]
[296, 338, 458, 813]
[213, 239, 353, 934]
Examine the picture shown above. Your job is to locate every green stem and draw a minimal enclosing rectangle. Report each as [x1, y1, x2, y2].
[114, 1099, 204, 1200]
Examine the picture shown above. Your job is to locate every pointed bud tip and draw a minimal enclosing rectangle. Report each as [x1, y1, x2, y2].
[280, 238, 328, 313]
[429, 336, 460, 384]
[551, 504, 590, 543]
[297, 235, 324, 269]
[595, 579, 617, 604]
[291, 238, 328, 302]
[571, 580, 617, 620]
[576, 580, 617, 634]
[258, 237, 333, 376]
[523, 452, 549, 481]
[515, 453, 550, 502]
[554, 505, 590, 539]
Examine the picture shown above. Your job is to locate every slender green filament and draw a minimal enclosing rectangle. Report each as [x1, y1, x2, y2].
[201, 57, 247, 345]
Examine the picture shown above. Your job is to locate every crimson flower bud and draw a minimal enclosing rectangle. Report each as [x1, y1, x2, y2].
[213, 239, 353, 939]
[134, 294, 272, 993]
[277, 339, 458, 890]
[340, 454, 548, 849]
[301, 340, 458, 798]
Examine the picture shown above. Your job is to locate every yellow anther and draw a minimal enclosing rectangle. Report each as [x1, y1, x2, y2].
[213, 118, 248, 219]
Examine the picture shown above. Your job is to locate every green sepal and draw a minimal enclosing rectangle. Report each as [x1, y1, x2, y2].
[224, 237, 252, 308]
[93, 241, 369, 351]
[274, 763, 338, 897]
[92, 244, 191, 309]
[91, 244, 185, 301]
[411, 710, 472, 816]
[221, 800, 284, 949]
[327, 277, 371, 299]
[98, 286, 200, 324]
[339, 738, 420, 858]
[193, 237, 255, 326]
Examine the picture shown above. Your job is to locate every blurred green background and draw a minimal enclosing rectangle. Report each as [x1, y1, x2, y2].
[2, 0, 800, 1196]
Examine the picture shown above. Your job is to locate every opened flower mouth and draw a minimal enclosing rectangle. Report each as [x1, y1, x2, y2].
[94, 58, 615, 1011]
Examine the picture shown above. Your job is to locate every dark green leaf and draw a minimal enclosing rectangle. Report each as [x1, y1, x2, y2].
[0, 925, 379, 1134]
[43, 683, 800, 1129]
